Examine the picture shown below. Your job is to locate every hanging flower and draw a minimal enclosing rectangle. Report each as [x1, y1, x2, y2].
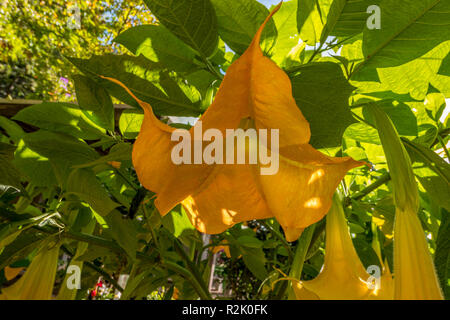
[103, 3, 364, 242]
[293, 194, 393, 300]
[368, 104, 443, 300]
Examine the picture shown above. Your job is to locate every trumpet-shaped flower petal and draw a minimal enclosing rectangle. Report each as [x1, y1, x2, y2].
[294, 195, 393, 300]
[0, 242, 60, 300]
[368, 104, 443, 300]
[394, 208, 443, 300]
[103, 3, 364, 240]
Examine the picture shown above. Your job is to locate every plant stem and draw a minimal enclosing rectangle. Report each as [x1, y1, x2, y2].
[285, 224, 316, 299]
[347, 173, 391, 204]
[172, 236, 212, 300]
[437, 135, 450, 160]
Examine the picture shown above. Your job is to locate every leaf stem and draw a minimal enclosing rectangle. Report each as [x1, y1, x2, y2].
[286, 224, 316, 299]
[347, 173, 392, 204]
[437, 135, 450, 160]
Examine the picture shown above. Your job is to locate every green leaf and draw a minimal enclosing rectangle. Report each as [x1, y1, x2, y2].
[0, 116, 25, 143]
[434, 210, 450, 299]
[66, 168, 120, 217]
[362, 100, 418, 137]
[68, 54, 202, 117]
[0, 143, 22, 190]
[271, 0, 300, 65]
[344, 122, 381, 145]
[22, 131, 99, 166]
[240, 246, 268, 281]
[13, 102, 106, 140]
[424, 93, 446, 122]
[438, 52, 450, 76]
[15, 130, 99, 186]
[73, 74, 115, 131]
[143, 0, 218, 57]
[291, 62, 356, 148]
[119, 109, 144, 139]
[362, 0, 450, 68]
[297, 0, 330, 45]
[74, 143, 132, 169]
[352, 238, 382, 269]
[162, 206, 196, 240]
[104, 210, 138, 261]
[403, 139, 450, 211]
[326, 0, 376, 38]
[13, 139, 57, 188]
[115, 25, 201, 73]
[211, 0, 277, 55]
[375, 42, 450, 100]
[236, 235, 263, 248]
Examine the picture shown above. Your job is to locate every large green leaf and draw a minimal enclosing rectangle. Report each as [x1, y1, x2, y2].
[347, 37, 450, 101]
[240, 246, 268, 281]
[362, 100, 418, 137]
[161, 206, 195, 238]
[103, 210, 138, 261]
[297, 0, 331, 45]
[290, 62, 356, 148]
[18, 130, 99, 185]
[13, 139, 57, 188]
[73, 75, 115, 131]
[13, 102, 106, 140]
[22, 131, 99, 166]
[271, 0, 300, 64]
[362, 0, 450, 68]
[119, 109, 144, 140]
[114, 25, 202, 74]
[66, 168, 120, 217]
[143, 0, 218, 57]
[327, 0, 377, 38]
[0, 116, 25, 144]
[344, 122, 381, 145]
[211, 0, 277, 55]
[375, 42, 450, 100]
[68, 54, 202, 117]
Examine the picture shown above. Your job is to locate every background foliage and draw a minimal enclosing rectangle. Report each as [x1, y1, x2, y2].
[0, 0, 449, 300]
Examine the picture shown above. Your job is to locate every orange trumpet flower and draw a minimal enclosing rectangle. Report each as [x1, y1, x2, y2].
[103, 3, 364, 241]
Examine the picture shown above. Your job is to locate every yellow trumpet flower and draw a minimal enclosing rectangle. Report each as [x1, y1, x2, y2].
[368, 104, 443, 300]
[102, 2, 364, 242]
[294, 194, 393, 300]
[0, 241, 60, 300]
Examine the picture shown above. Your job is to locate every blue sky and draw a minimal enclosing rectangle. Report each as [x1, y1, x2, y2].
[258, 0, 280, 8]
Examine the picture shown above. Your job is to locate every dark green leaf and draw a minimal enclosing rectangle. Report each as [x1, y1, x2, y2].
[13, 102, 106, 140]
[291, 62, 356, 148]
[115, 25, 202, 73]
[143, 0, 218, 57]
[66, 168, 120, 217]
[73, 74, 115, 131]
[68, 54, 202, 117]
[211, 0, 277, 55]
